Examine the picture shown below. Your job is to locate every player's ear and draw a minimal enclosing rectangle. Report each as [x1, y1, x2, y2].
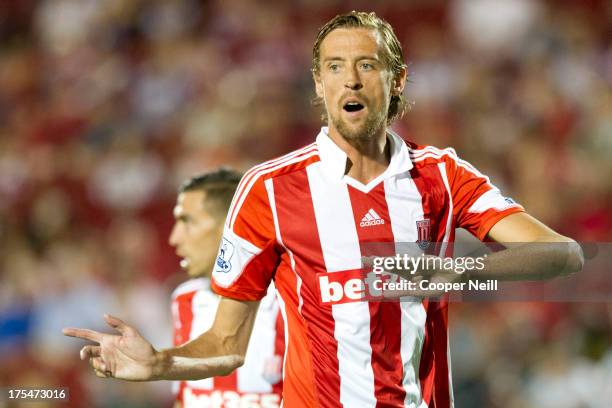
[391, 66, 407, 96]
[313, 71, 324, 99]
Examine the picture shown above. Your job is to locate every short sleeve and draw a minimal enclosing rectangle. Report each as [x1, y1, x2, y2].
[211, 175, 279, 301]
[445, 153, 524, 240]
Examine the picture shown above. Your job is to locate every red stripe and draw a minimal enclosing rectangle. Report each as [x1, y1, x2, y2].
[213, 366, 238, 390]
[347, 183, 406, 408]
[410, 164, 452, 408]
[275, 259, 317, 408]
[228, 144, 318, 226]
[173, 291, 197, 404]
[234, 142, 317, 203]
[274, 169, 341, 408]
[174, 291, 197, 346]
[177, 381, 186, 405]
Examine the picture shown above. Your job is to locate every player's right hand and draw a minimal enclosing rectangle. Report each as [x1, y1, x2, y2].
[63, 314, 160, 381]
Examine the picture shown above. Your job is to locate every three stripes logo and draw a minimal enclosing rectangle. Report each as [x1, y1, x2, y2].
[360, 209, 385, 227]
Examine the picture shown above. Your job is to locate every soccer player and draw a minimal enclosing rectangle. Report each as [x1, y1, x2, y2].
[64, 12, 583, 408]
[168, 170, 283, 407]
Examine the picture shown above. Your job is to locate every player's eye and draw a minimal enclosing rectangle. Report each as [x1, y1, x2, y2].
[360, 62, 373, 70]
[329, 63, 340, 72]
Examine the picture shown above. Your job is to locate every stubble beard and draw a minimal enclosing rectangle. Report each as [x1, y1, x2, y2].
[330, 107, 387, 142]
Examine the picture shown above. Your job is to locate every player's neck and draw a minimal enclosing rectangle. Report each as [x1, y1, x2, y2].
[190, 267, 212, 281]
[328, 126, 390, 185]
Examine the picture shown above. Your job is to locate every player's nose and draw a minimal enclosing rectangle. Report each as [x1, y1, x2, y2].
[344, 67, 363, 90]
[169, 223, 181, 246]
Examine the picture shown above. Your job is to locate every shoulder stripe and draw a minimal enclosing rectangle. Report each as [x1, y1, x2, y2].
[409, 146, 457, 158]
[411, 151, 494, 188]
[230, 142, 317, 212]
[228, 144, 318, 227]
[228, 149, 320, 229]
[410, 148, 480, 177]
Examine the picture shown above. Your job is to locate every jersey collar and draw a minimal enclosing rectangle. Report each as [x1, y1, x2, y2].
[316, 126, 413, 182]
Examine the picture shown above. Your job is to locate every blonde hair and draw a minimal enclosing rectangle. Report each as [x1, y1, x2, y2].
[311, 11, 408, 124]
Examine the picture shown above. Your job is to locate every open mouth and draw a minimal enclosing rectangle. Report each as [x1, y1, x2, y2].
[343, 102, 364, 112]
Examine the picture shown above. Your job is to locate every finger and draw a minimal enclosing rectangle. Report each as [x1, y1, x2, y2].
[94, 369, 109, 378]
[80, 345, 101, 360]
[361, 256, 375, 267]
[103, 314, 132, 335]
[90, 357, 107, 372]
[63, 328, 103, 343]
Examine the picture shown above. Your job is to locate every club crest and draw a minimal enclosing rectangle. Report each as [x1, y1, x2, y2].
[416, 219, 431, 250]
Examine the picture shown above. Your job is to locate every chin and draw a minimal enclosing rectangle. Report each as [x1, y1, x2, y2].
[333, 115, 385, 141]
[337, 123, 377, 141]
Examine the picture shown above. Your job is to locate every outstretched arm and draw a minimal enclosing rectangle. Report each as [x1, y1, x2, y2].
[470, 212, 584, 280]
[376, 212, 585, 298]
[63, 296, 259, 381]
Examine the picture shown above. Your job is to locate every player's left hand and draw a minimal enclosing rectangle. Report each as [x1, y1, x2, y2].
[63, 314, 160, 381]
[362, 255, 463, 299]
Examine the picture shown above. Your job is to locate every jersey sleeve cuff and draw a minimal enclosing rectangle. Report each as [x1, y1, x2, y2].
[476, 206, 525, 241]
[210, 280, 267, 301]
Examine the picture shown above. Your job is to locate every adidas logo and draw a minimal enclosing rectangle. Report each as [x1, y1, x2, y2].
[360, 209, 385, 227]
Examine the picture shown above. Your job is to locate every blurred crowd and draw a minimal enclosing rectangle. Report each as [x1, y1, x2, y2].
[0, 0, 610, 407]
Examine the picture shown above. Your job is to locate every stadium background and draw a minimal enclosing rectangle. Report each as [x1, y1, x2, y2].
[0, 0, 610, 407]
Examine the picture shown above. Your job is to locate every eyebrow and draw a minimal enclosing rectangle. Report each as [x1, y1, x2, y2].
[322, 55, 380, 63]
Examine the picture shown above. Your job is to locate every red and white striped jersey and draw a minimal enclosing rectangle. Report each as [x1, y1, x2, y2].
[171, 278, 284, 408]
[211, 128, 524, 408]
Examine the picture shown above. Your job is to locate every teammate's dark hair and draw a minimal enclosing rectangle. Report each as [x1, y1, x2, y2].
[179, 168, 242, 218]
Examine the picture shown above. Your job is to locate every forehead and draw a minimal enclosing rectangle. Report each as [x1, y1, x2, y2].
[174, 190, 206, 216]
[320, 27, 383, 59]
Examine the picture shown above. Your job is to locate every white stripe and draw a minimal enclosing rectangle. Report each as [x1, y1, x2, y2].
[409, 145, 456, 159]
[171, 277, 208, 298]
[383, 176, 428, 406]
[237, 286, 277, 393]
[306, 162, 376, 408]
[265, 178, 283, 247]
[230, 150, 319, 229]
[186, 289, 216, 390]
[467, 188, 517, 213]
[276, 288, 289, 386]
[369, 209, 381, 220]
[365, 213, 374, 221]
[228, 144, 317, 227]
[211, 228, 262, 288]
[437, 163, 454, 257]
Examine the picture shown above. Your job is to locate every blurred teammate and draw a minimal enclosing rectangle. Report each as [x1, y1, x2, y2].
[170, 169, 283, 407]
[65, 11, 583, 407]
